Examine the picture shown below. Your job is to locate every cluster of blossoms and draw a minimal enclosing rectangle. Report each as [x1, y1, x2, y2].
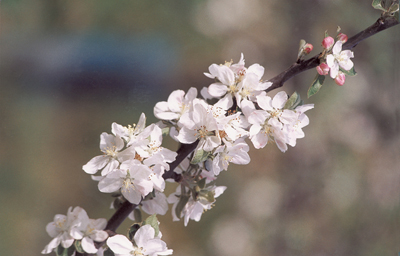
[317, 32, 355, 85]
[43, 53, 316, 255]
[42, 207, 108, 255]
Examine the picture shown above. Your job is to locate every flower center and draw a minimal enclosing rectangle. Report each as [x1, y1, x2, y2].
[104, 145, 118, 158]
[122, 172, 135, 192]
[131, 247, 144, 255]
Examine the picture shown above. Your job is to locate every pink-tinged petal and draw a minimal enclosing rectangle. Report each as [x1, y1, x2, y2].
[249, 124, 262, 137]
[81, 237, 97, 254]
[275, 138, 288, 152]
[272, 91, 288, 109]
[100, 158, 119, 176]
[107, 235, 134, 254]
[83, 155, 108, 174]
[208, 83, 228, 97]
[251, 131, 269, 149]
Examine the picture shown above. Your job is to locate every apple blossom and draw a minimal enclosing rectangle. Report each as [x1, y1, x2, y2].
[322, 36, 334, 49]
[335, 72, 346, 86]
[316, 63, 330, 75]
[326, 40, 354, 79]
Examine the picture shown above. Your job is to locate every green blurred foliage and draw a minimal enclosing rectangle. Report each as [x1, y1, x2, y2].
[0, 1, 399, 256]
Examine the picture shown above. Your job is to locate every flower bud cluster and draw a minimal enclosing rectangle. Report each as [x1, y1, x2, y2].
[42, 206, 108, 255]
[318, 32, 354, 85]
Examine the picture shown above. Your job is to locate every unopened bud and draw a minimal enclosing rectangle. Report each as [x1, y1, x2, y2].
[316, 63, 330, 75]
[304, 43, 313, 54]
[337, 33, 348, 43]
[322, 36, 334, 49]
[335, 72, 346, 86]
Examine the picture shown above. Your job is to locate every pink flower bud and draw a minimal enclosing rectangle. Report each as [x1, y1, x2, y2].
[322, 36, 334, 49]
[304, 43, 313, 54]
[335, 73, 346, 86]
[316, 63, 330, 75]
[337, 33, 348, 43]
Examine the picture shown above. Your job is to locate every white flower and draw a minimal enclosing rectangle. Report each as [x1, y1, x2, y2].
[107, 225, 173, 256]
[83, 132, 134, 176]
[42, 207, 94, 254]
[209, 139, 250, 176]
[326, 41, 354, 79]
[154, 87, 197, 121]
[98, 162, 154, 204]
[176, 102, 221, 152]
[112, 113, 146, 147]
[70, 210, 108, 254]
[168, 185, 226, 226]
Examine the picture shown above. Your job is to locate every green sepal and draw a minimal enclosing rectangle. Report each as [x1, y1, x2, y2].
[340, 66, 357, 76]
[191, 148, 210, 165]
[128, 223, 141, 242]
[199, 190, 215, 203]
[56, 244, 75, 256]
[324, 30, 329, 38]
[175, 194, 189, 220]
[308, 74, 325, 98]
[372, 0, 387, 11]
[197, 177, 207, 189]
[284, 91, 303, 110]
[395, 9, 399, 21]
[142, 214, 160, 237]
[104, 248, 116, 256]
[74, 240, 84, 254]
[388, 2, 399, 16]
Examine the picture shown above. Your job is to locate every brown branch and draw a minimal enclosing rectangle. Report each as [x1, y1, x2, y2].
[265, 15, 399, 93]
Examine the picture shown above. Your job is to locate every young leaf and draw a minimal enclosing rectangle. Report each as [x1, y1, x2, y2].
[372, 0, 387, 11]
[308, 74, 325, 98]
[175, 194, 189, 221]
[56, 245, 75, 256]
[128, 223, 141, 242]
[104, 248, 116, 256]
[74, 240, 84, 254]
[284, 91, 302, 110]
[297, 39, 306, 59]
[143, 214, 160, 237]
[340, 66, 357, 76]
[191, 148, 210, 165]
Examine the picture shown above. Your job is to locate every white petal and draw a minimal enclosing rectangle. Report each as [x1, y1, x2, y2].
[83, 155, 108, 174]
[81, 237, 97, 254]
[107, 235, 134, 254]
[208, 83, 228, 97]
[272, 91, 288, 109]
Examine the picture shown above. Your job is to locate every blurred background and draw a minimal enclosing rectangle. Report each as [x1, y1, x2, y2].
[1, 0, 399, 255]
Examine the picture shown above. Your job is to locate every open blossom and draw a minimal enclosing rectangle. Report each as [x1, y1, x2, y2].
[107, 225, 173, 256]
[154, 87, 197, 122]
[98, 161, 154, 204]
[42, 207, 108, 255]
[112, 113, 146, 147]
[204, 54, 271, 109]
[326, 40, 354, 79]
[82, 132, 135, 176]
[176, 101, 221, 152]
[168, 185, 226, 226]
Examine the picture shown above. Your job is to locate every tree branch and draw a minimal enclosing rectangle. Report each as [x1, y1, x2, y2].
[265, 15, 399, 93]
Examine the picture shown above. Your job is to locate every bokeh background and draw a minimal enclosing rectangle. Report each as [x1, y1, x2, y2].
[1, 1, 399, 255]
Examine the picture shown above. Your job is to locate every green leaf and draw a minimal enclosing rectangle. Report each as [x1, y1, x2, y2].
[388, 3, 399, 14]
[191, 148, 210, 165]
[372, 0, 387, 11]
[133, 208, 142, 223]
[197, 177, 207, 189]
[175, 194, 189, 221]
[56, 245, 75, 256]
[307, 74, 325, 98]
[395, 9, 399, 21]
[284, 91, 302, 110]
[161, 127, 170, 136]
[340, 66, 357, 76]
[74, 240, 84, 254]
[143, 214, 160, 237]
